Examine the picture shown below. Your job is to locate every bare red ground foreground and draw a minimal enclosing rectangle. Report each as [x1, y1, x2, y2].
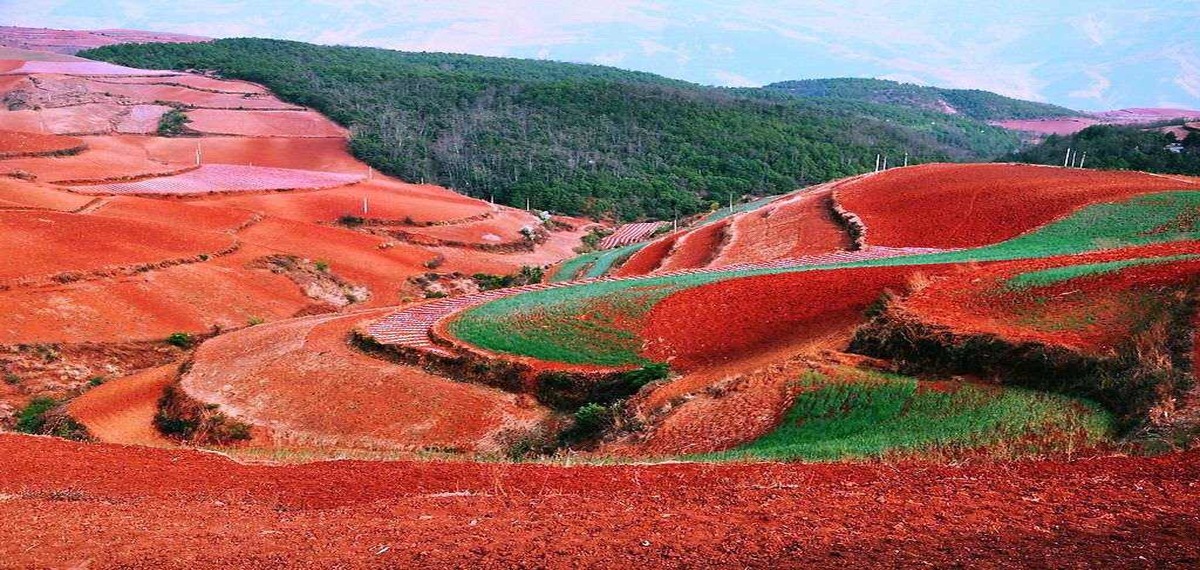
[0, 434, 1198, 568]
[836, 163, 1196, 249]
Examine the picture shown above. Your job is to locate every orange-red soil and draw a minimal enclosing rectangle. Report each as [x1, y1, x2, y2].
[0, 211, 235, 282]
[0, 129, 84, 157]
[656, 219, 729, 271]
[185, 109, 347, 137]
[0, 177, 93, 211]
[713, 189, 851, 265]
[182, 309, 548, 452]
[836, 163, 1195, 248]
[0, 26, 207, 55]
[643, 266, 924, 370]
[68, 364, 176, 447]
[614, 232, 679, 276]
[900, 243, 1200, 354]
[1, 435, 1198, 568]
[203, 179, 492, 224]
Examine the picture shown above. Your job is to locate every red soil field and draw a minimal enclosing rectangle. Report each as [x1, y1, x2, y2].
[0, 129, 84, 157]
[91, 195, 257, 233]
[836, 163, 1196, 248]
[94, 74, 267, 94]
[183, 309, 548, 452]
[74, 78, 303, 110]
[71, 164, 363, 195]
[643, 265, 934, 371]
[234, 218, 434, 307]
[0, 253, 313, 344]
[614, 232, 680, 276]
[185, 109, 347, 137]
[1, 135, 198, 182]
[0, 177, 93, 211]
[114, 104, 170, 134]
[900, 242, 1200, 355]
[0, 26, 207, 55]
[140, 136, 367, 172]
[0, 59, 176, 76]
[0, 211, 235, 283]
[68, 364, 176, 447]
[402, 207, 543, 246]
[203, 178, 492, 225]
[656, 218, 730, 271]
[0, 103, 130, 135]
[714, 189, 851, 266]
[991, 117, 1099, 136]
[2, 434, 1198, 567]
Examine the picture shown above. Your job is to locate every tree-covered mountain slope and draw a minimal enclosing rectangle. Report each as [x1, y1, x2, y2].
[85, 39, 1022, 220]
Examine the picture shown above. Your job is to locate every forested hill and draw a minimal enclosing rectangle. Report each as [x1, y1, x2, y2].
[84, 39, 1022, 220]
[766, 78, 1080, 122]
[1010, 124, 1200, 174]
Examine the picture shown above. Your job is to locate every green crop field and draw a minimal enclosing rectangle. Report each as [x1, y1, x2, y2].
[550, 242, 648, 283]
[454, 191, 1200, 368]
[702, 370, 1114, 462]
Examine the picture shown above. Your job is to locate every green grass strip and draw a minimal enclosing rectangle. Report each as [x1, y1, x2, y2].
[456, 191, 1200, 367]
[701, 370, 1114, 462]
[1004, 254, 1200, 290]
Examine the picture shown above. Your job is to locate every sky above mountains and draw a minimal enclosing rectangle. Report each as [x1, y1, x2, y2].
[5, 0, 1198, 111]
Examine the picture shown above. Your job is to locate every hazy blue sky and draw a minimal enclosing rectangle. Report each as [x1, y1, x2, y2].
[4, 0, 1198, 110]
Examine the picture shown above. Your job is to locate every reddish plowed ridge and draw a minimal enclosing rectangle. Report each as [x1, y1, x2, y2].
[76, 79, 302, 109]
[205, 178, 492, 224]
[614, 232, 679, 276]
[0, 129, 84, 157]
[0, 103, 129, 135]
[2, 434, 1198, 568]
[902, 243, 1200, 354]
[68, 364, 176, 447]
[0, 26, 206, 55]
[1, 136, 197, 182]
[183, 310, 547, 451]
[657, 218, 729, 271]
[0, 211, 234, 282]
[186, 109, 347, 137]
[643, 265, 929, 371]
[837, 163, 1195, 248]
[71, 164, 363, 195]
[713, 189, 851, 265]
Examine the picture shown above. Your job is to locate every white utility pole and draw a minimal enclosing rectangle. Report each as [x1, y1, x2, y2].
[1079, 151, 1087, 169]
[362, 197, 368, 215]
[903, 152, 909, 167]
[882, 156, 887, 170]
[1063, 147, 1072, 167]
[874, 154, 881, 172]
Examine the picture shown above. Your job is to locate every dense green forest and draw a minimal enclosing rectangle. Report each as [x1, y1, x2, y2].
[766, 78, 1080, 122]
[84, 39, 1025, 220]
[1010, 124, 1200, 174]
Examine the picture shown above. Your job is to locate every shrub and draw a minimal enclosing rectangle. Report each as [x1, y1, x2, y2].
[337, 215, 365, 227]
[156, 108, 192, 136]
[573, 403, 612, 436]
[3, 373, 20, 386]
[16, 396, 58, 433]
[166, 332, 193, 349]
[314, 260, 330, 272]
[247, 316, 265, 326]
[87, 376, 105, 388]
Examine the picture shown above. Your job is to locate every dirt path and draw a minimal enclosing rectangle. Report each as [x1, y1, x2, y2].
[68, 364, 176, 447]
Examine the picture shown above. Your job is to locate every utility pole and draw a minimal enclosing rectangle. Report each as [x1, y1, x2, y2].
[195, 142, 202, 166]
[874, 154, 881, 172]
[1079, 151, 1087, 169]
[1063, 147, 1072, 167]
[362, 197, 368, 215]
[903, 152, 909, 167]
[728, 193, 734, 212]
[882, 156, 887, 170]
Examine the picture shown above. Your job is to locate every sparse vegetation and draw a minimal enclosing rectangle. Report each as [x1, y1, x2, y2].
[156, 107, 192, 137]
[166, 332, 194, 349]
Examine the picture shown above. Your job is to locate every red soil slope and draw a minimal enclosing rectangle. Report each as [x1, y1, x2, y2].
[643, 266, 925, 370]
[0, 211, 235, 283]
[837, 163, 1196, 248]
[1, 434, 1198, 568]
[0, 26, 207, 55]
[713, 189, 850, 266]
[656, 218, 730, 271]
[182, 309, 547, 452]
[0, 177, 92, 211]
[614, 232, 679, 276]
[68, 364, 176, 447]
[900, 243, 1200, 355]
[71, 164, 363, 195]
[0, 129, 84, 157]
[185, 109, 347, 137]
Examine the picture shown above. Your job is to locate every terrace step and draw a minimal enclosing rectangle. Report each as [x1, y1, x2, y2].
[365, 245, 954, 360]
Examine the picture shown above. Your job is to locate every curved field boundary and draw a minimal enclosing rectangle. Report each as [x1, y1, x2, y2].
[365, 246, 948, 363]
[67, 164, 364, 196]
